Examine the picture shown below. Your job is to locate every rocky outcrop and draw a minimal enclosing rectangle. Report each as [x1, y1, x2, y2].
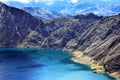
[0, 2, 120, 77]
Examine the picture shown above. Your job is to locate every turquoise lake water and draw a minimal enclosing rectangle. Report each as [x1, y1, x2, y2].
[0, 48, 115, 80]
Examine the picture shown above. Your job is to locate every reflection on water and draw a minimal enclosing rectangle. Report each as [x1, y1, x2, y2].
[0, 48, 115, 80]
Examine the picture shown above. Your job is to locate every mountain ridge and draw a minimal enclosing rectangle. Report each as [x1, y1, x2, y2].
[3, 0, 120, 16]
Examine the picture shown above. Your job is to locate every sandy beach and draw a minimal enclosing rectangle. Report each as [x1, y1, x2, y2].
[71, 51, 120, 80]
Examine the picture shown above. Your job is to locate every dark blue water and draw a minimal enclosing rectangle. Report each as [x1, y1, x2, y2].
[0, 48, 115, 80]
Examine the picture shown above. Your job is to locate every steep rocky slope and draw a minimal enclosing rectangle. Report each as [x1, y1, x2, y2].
[0, 2, 120, 78]
[0, 2, 44, 47]
[20, 13, 120, 75]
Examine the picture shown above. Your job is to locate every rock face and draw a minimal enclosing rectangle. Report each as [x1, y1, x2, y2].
[0, 2, 44, 47]
[0, 2, 120, 74]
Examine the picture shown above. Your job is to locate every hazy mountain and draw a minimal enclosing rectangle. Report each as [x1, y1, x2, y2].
[0, 2, 120, 77]
[60, 2, 120, 16]
[3, 0, 120, 16]
[23, 7, 69, 19]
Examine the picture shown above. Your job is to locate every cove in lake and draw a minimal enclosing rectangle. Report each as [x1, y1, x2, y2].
[0, 48, 115, 80]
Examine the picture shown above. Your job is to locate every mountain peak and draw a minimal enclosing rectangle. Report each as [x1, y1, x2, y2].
[0, 1, 5, 5]
[0, 1, 9, 13]
[0, 1, 8, 7]
[1, 0, 120, 16]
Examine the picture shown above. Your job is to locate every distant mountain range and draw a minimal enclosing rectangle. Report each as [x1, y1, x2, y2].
[23, 7, 70, 19]
[60, 2, 120, 16]
[4, 0, 120, 16]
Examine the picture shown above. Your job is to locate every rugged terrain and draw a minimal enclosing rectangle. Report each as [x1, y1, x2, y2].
[0, 2, 120, 79]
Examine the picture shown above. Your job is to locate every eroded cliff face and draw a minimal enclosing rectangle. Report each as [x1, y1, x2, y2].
[0, 2, 44, 47]
[0, 2, 120, 74]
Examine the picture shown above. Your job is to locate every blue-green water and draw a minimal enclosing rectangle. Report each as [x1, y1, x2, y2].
[0, 48, 115, 80]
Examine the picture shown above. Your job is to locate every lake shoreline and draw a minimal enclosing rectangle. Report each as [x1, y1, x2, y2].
[0, 47, 119, 79]
[71, 51, 120, 80]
